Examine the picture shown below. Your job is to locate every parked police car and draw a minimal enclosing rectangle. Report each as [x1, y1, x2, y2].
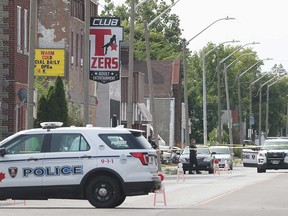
[0, 122, 161, 208]
[257, 137, 288, 173]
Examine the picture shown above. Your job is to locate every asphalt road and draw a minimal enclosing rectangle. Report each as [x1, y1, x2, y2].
[1, 165, 287, 216]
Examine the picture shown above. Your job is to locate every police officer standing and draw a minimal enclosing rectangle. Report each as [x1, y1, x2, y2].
[189, 138, 201, 174]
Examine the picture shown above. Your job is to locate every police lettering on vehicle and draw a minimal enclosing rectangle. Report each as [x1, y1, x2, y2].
[23, 165, 83, 177]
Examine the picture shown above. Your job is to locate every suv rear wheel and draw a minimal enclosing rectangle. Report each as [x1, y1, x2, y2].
[86, 176, 121, 208]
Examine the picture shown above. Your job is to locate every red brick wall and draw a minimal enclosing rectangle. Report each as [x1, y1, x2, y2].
[2, 0, 30, 134]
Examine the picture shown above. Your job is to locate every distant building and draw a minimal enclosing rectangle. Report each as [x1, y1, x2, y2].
[120, 42, 182, 146]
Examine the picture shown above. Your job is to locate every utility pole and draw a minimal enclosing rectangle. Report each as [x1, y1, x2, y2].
[83, 0, 90, 125]
[258, 76, 277, 145]
[183, 39, 189, 145]
[237, 74, 243, 143]
[265, 85, 270, 138]
[249, 72, 269, 141]
[249, 82, 253, 141]
[144, 21, 158, 147]
[216, 61, 222, 144]
[26, 0, 37, 129]
[258, 82, 262, 145]
[127, 0, 135, 129]
[223, 63, 233, 146]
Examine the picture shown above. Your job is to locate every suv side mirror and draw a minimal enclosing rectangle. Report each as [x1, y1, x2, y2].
[0, 148, 6, 157]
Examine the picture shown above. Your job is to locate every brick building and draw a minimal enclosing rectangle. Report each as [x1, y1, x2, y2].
[1, 0, 30, 139]
[0, 0, 99, 140]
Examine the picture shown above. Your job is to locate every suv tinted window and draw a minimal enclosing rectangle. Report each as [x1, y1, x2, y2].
[50, 133, 90, 152]
[99, 132, 150, 149]
[262, 140, 288, 150]
[4, 134, 45, 154]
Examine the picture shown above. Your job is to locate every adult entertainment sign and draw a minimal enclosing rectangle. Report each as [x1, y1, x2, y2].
[90, 17, 123, 84]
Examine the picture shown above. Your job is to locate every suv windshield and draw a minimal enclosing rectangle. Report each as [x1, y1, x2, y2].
[262, 140, 288, 150]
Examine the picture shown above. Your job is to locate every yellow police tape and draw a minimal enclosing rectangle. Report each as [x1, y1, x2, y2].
[189, 144, 288, 150]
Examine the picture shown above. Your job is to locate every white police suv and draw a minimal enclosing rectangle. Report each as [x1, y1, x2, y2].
[0, 122, 161, 208]
[257, 137, 288, 173]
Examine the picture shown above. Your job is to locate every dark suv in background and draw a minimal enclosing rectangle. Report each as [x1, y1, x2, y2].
[179, 145, 214, 174]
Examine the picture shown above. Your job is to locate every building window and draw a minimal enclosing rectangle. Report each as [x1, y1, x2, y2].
[17, 6, 22, 52]
[76, 32, 79, 67]
[70, 0, 84, 21]
[91, 2, 98, 16]
[24, 9, 28, 53]
[80, 30, 83, 67]
[71, 31, 74, 64]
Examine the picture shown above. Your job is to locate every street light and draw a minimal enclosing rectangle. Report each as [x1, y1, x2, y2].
[265, 76, 286, 137]
[248, 72, 270, 141]
[26, 0, 37, 129]
[127, 0, 136, 129]
[217, 42, 260, 144]
[202, 40, 240, 145]
[223, 53, 254, 146]
[237, 57, 271, 144]
[258, 75, 278, 145]
[127, 0, 149, 129]
[144, 0, 180, 170]
[183, 16, 235, 146]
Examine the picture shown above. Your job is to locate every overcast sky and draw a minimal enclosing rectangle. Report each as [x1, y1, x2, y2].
[99, 0, 288, 72]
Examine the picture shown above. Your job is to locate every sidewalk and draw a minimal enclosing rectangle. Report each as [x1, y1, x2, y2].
[160, 163, 243, 180]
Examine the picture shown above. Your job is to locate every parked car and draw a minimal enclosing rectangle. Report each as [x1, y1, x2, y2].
[179, 145, 214, 174]
[158, 145, 182, 164]
[257, 137, 288, 173]
[242, 140, 261, 167]
[159, 145, 172, 164]
[210, 146, 233, 170]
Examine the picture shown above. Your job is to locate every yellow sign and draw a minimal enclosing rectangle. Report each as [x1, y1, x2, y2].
[34, 49, 65, 76]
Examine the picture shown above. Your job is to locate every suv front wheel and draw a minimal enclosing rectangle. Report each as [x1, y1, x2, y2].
[86, 176, 121, 208]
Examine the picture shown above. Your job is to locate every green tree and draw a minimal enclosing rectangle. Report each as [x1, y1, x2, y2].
[99, 1, 288, 142]
[53, 76, 68, 126]
[34, 95, 49, 127]
[101, 0, 182, 60]
[187, 43, 260, 143]
[35, 76, 68, 126]
[67, 103, 84, 126]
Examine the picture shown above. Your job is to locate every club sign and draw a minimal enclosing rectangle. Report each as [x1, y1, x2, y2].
[90, 17, 123, 84]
